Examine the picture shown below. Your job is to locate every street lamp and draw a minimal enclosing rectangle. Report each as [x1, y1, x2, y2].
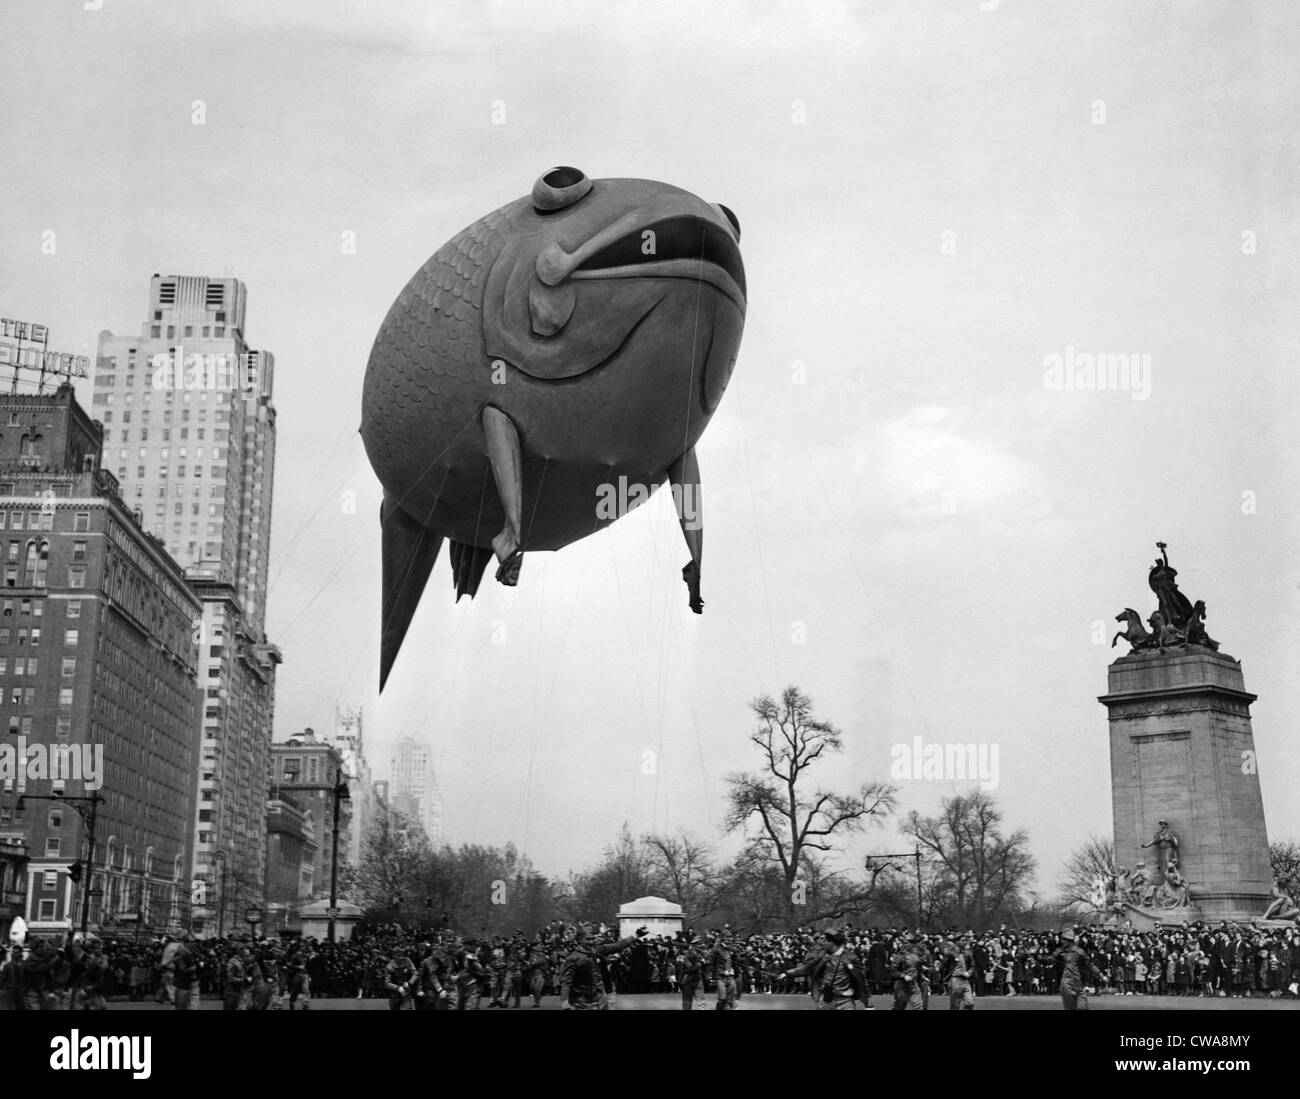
[16, 791, 102, 937]
[867, 847, 926, 930]
[327, 775, 350, 943]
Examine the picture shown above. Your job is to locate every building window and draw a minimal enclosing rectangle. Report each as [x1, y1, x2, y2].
[59, 688, 73, 706]
[72, 542, 86, 562]
[68, 568, 85, 589]
[38, 899, 56, 921]
[45, 837, 60, 857]
[61, 658, 75, 677]
[55, 715, 70, 739]
[64, 629, 78, 646]
[48, 808, 62, 828]
[29, 628, 39, 646]
[66, 600, 80, 619]
[43, 870, 59, 891]
[73, 513, 89, 532]
[198, 810, 212, 823]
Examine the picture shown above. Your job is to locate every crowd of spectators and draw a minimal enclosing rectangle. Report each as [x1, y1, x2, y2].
[3, 917, 1296, 1008]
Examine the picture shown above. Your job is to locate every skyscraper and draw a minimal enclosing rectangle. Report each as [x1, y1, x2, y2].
[93, 275, 276, 629]
[94, 276, 280, 926]
[326, 707, 373, 868]
[388, 737, 442, 845]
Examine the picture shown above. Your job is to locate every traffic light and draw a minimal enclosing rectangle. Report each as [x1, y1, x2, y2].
[67, 861, 83, 883]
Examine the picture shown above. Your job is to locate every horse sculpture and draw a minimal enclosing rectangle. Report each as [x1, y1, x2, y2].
[1111, 608, 1153, 650]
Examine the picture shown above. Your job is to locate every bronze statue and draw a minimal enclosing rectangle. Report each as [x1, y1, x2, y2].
[361, 168, 747, 688]
[1184, 600, 1220, 651]
[1155, 862, 1192, 908]
[1140, 820, 1180, 877]
[1128, 862, 1150, 906]
[1148, 542, 1194, 632]
[1147, 612, 1184, 650]
[1115, 544, 1225, 657]
[1112, 608, 1154, 651]
[1262, 879, 1299, 922]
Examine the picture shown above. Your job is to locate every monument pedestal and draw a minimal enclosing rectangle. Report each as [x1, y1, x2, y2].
[1099, 649, 1272, 923]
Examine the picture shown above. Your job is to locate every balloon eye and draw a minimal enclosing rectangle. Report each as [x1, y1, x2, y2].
[532, 167, 592, 212]
[716, 204, 741, 241]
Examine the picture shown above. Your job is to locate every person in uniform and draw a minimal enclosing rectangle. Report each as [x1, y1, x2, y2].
[79, 940, 109, 1011]
[941, 935, 976, 1010]
[416, 942, 449, 1011]
[453, 944, 487, 1011]
[890, 930, 928, 1011]
[560, 925, 647, 1010]
[707, 929, 739, 1010]
[504, 943, 524, 1008]
[525, 942, 549, 1007]
[172, 934, 199, 1010]
[285, 945, 311, 1011]
[679, 934, 705, 1010]
[1053, 928, 1105, 1011]
[487, 942, 508, 1008]
[779, 929, 871, 1010]
[384, 948, 418, 1010]
[0, 945, 24, 1011]
[223, 944, 249, 1011]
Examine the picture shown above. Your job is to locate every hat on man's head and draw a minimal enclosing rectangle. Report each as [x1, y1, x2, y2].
[1060, 928, 1077, 941]
[824, 929, 846, 947]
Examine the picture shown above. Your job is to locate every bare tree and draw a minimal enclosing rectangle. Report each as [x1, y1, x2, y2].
[1057, 835, 1117, 915]
[725, 686, 896, 924]
[642, 830, 721, 923]
[902, 791, 1036, 930]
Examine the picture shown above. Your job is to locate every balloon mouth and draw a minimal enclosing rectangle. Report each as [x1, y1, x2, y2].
[571, 259, 745, 313]
[571, 215, 746, 312]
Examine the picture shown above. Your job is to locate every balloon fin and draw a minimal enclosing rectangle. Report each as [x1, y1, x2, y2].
[380, 497, 443, 691]
[482, 405, 525, 586]
[449, 541, 494, 601]
[669, 447, 704, 613]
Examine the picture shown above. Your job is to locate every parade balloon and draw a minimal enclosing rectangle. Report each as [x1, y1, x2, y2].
[362, 167, 747, 688]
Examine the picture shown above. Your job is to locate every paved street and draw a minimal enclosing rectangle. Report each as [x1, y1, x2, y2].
[101, 992, 1300, 1012]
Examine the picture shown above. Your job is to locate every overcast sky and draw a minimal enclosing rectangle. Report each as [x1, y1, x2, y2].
[3, 0, 1297, 898]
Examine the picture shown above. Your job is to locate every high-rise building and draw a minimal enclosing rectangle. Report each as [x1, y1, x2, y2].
[188, 576, 280, 932]
[388, 737, 442, 845]
[0, 385, 201, 936]
[93, 275, 276, 630]
[270, 729, 350, 902]
[264, 792, 317, 930]
[94, 276, 281, 922]
[325, 707, 373, 868]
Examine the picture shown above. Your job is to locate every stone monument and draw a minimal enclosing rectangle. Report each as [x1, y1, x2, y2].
[617, 895, 684, 940]
[1100, 543, 1273, 925]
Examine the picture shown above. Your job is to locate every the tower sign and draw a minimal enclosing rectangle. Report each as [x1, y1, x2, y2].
[0, 317, 90, 392]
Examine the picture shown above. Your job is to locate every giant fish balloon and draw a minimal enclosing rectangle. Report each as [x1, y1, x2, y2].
[361, 167, 746, 688]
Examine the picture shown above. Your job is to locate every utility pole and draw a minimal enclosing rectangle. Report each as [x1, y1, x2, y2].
[328, 774, 350, 943]
[867, 848, 926, 929]
[16, 791, 101, 937]
[213, 850, 227, 939]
